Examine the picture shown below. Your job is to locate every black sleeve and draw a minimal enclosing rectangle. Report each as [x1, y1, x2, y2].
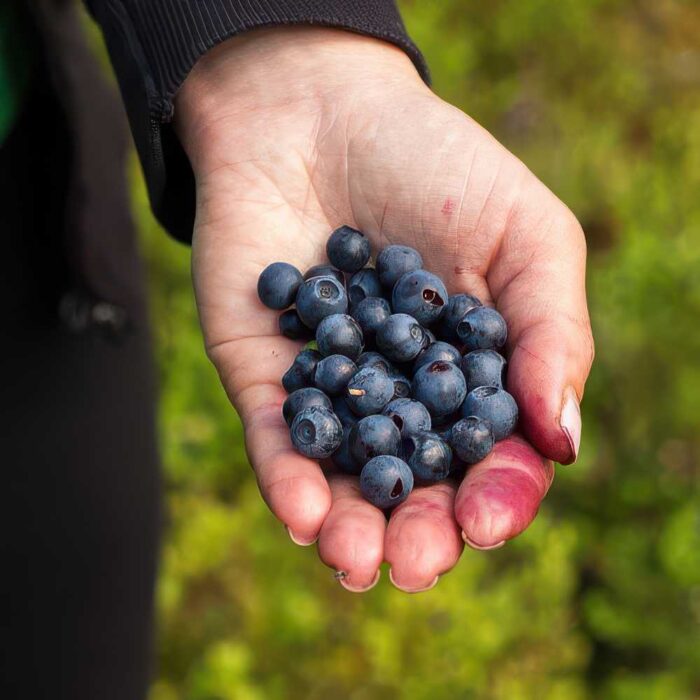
[84, 0, 430, 244]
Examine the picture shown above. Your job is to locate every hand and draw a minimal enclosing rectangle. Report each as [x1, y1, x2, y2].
[175, 27, 594, 593]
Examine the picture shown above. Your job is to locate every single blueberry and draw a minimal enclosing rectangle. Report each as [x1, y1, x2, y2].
[315, 313, 364, 359]
[257, 262, 303, 310]
[376, 245, 423, 289]
[392, 270, 448, 326]
[326, 226, 371, 273]
[290, 406, 343, 459]
[348, 268, 382, 306]
[352, 297, 392, 343]
[436, 293, 482, 343]
[360, 456, 414, 509]
[412, 360, 467, 421]
[295, 276, 348, 329]
[457, 306, 508, 351]
[349, 415, 401, 467]
[331, 427, 361, 475]
[382, 398, 432, 438]
[282, 349, 322, 393]
[356, 351, 397, 376]
[461, 386, 518, 441]
[450, 416, 495, 464]
[413, 341, 462, 374]
[401, 431, 453, 483]
[314, 354, 358, 396]
[345, 366, 395, 416]
[388, 372, 411, 400]
[304, 264, 345, 286]
[424, 327, 437, 345]
[376, 314, 429, 363]
[332, 396, 359, 427]
[461, 349, 507, 393]
[279, 309, 312, 341]
[283, 387, 332, 426]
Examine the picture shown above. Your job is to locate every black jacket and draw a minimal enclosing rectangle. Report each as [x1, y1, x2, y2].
[85, 0, 429, 243]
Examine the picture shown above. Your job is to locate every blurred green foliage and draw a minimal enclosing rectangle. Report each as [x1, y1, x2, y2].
[109, 1, 700, 697]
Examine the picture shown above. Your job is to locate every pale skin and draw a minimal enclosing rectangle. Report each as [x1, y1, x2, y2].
[174, 27, 594, 593]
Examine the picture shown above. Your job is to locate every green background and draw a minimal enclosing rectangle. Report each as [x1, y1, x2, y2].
[92, 1, 700, 698]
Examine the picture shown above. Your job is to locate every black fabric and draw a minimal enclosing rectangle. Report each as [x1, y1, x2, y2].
[85, 0, 430, 243]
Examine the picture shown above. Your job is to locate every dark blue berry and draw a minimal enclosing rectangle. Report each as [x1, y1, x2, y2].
[314, 355, 357, 396]
[326, 226, 371, 273]
[331, 427, 361, 475]
[279, 309, 312, 340]
[457, 306, 508, 351]
[352, 297, 392, 343]
[388, 372, 411, 400]
[360, 456, 414, 509]
[401, 431, 452, 482]
[257, 262, 303, 310]
[461, 349, 507, 392]
[413, 341, 462, 374]
[450, 416, 495, 463]
[382, 398, 431, 437]
[376, 245, 423, 289]
[290, 406, 342, 458]
[461, 386, 518, 441]
[348, 268, 382, 306]
[356, 351, 397, 376]
[332, 396, 359, 427]
[345, 367, 395, 416]
[304, 264, 345, 286]
[282, 349, 322, 393]
[315, 313, 364, 359]
[283, 387, 332, 426]
[412, 360, 467, 421]
[436, 294, 482, 343]
[392, 270, 448, 325]
[376, 314, 429, 362]
[349, 415, 401, 466]
[295, 276, 348, 329]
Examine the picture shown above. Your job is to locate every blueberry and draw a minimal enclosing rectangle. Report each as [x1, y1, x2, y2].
[352, 297, 392, 344]
[461, 386, 518, 441]
[392, 270, 448, 326]
[388, 372, 411, 400]
[401, 431, 452, 482]
[348, 268, 382, 306]
[457, 306, 508, 351]
[376, 245, 423, 289]
[314, 354, 358, 396]
[345, 367, 395, 416]
[412, 360, 467, 421]
[304, 264, 346, 286]
[360, 456, 414, 509]
[349, 415, 401, 466]
[295, 276, 348, 329]
[413, 341, 462, 374]
[315, 313, 364, 360]
[356, 351, 397, 376]
[450, 416, 494, 464]
[382, 398, 431, 437]
[436, 293, 482, 343]
[332, 396, 359, 427]
[283, 387, 332, 426]
[290, 406, 343, 458]
[279, 309, 312, 341]
[376, 314, 429, 362]
[424, 327, 437, 345]
[461, 349, 507, 393]
[257, 262, 303, 310]
[331, 427, 361, 475]
[282, 349, 322, 393]
[326, 226, 371, 273]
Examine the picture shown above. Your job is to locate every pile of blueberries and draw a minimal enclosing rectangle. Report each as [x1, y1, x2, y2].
[257, 226, 518, 511]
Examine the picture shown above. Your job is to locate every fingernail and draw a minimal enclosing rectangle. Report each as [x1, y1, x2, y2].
[560, 387, 582, 464]
[337, 569, 381, 593]
[388, 568, 440, 593]
[462, 531, 506, 551]
[285, 525, 318, 547]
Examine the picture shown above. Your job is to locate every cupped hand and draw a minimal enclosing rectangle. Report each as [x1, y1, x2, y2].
[174, 27, 594, 593]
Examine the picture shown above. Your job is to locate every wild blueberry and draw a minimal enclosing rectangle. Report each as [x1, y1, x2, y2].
[360, 456, 414, 509]
[461, 349, 507, 393]
[413, 341, 462, 374]
[457, 306, 508, 351]
[348, 268, 382, 306]
[349, 415, 401, 466]
[436, 293, 482, 343]
[290, 406, 343, 459]
[376, 245, 423, 289]
[412, 360, 467, 421]
[382, 398, 431, 438]
[326, 226, 371, 273]
[356, 351, 396, 376]
[331, 427, 361, 475]
[450, 416, 495, 464]
[295, 276, 348, 329]
[314, 354, 357, 396]
[304, 264, 345, 286]
[283, 387, 332, 426]
[332, 396, 359, 427]
[345, 367, 395, 416]
[388, 372, 411, 400]
[392, 270, 448, 326]
[315, 313, 364, 360]
[401, 431, 452, 482]
[257, 262, 303, 310]
[461, 386, 518, 441]
[279, 309, 312, 341]
[282, 349, 322, 393]
[352, 297, 392, 345]
[376, 314, 429, 362]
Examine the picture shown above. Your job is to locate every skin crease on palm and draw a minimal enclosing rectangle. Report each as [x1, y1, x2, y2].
[174, 27, 595, 593]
